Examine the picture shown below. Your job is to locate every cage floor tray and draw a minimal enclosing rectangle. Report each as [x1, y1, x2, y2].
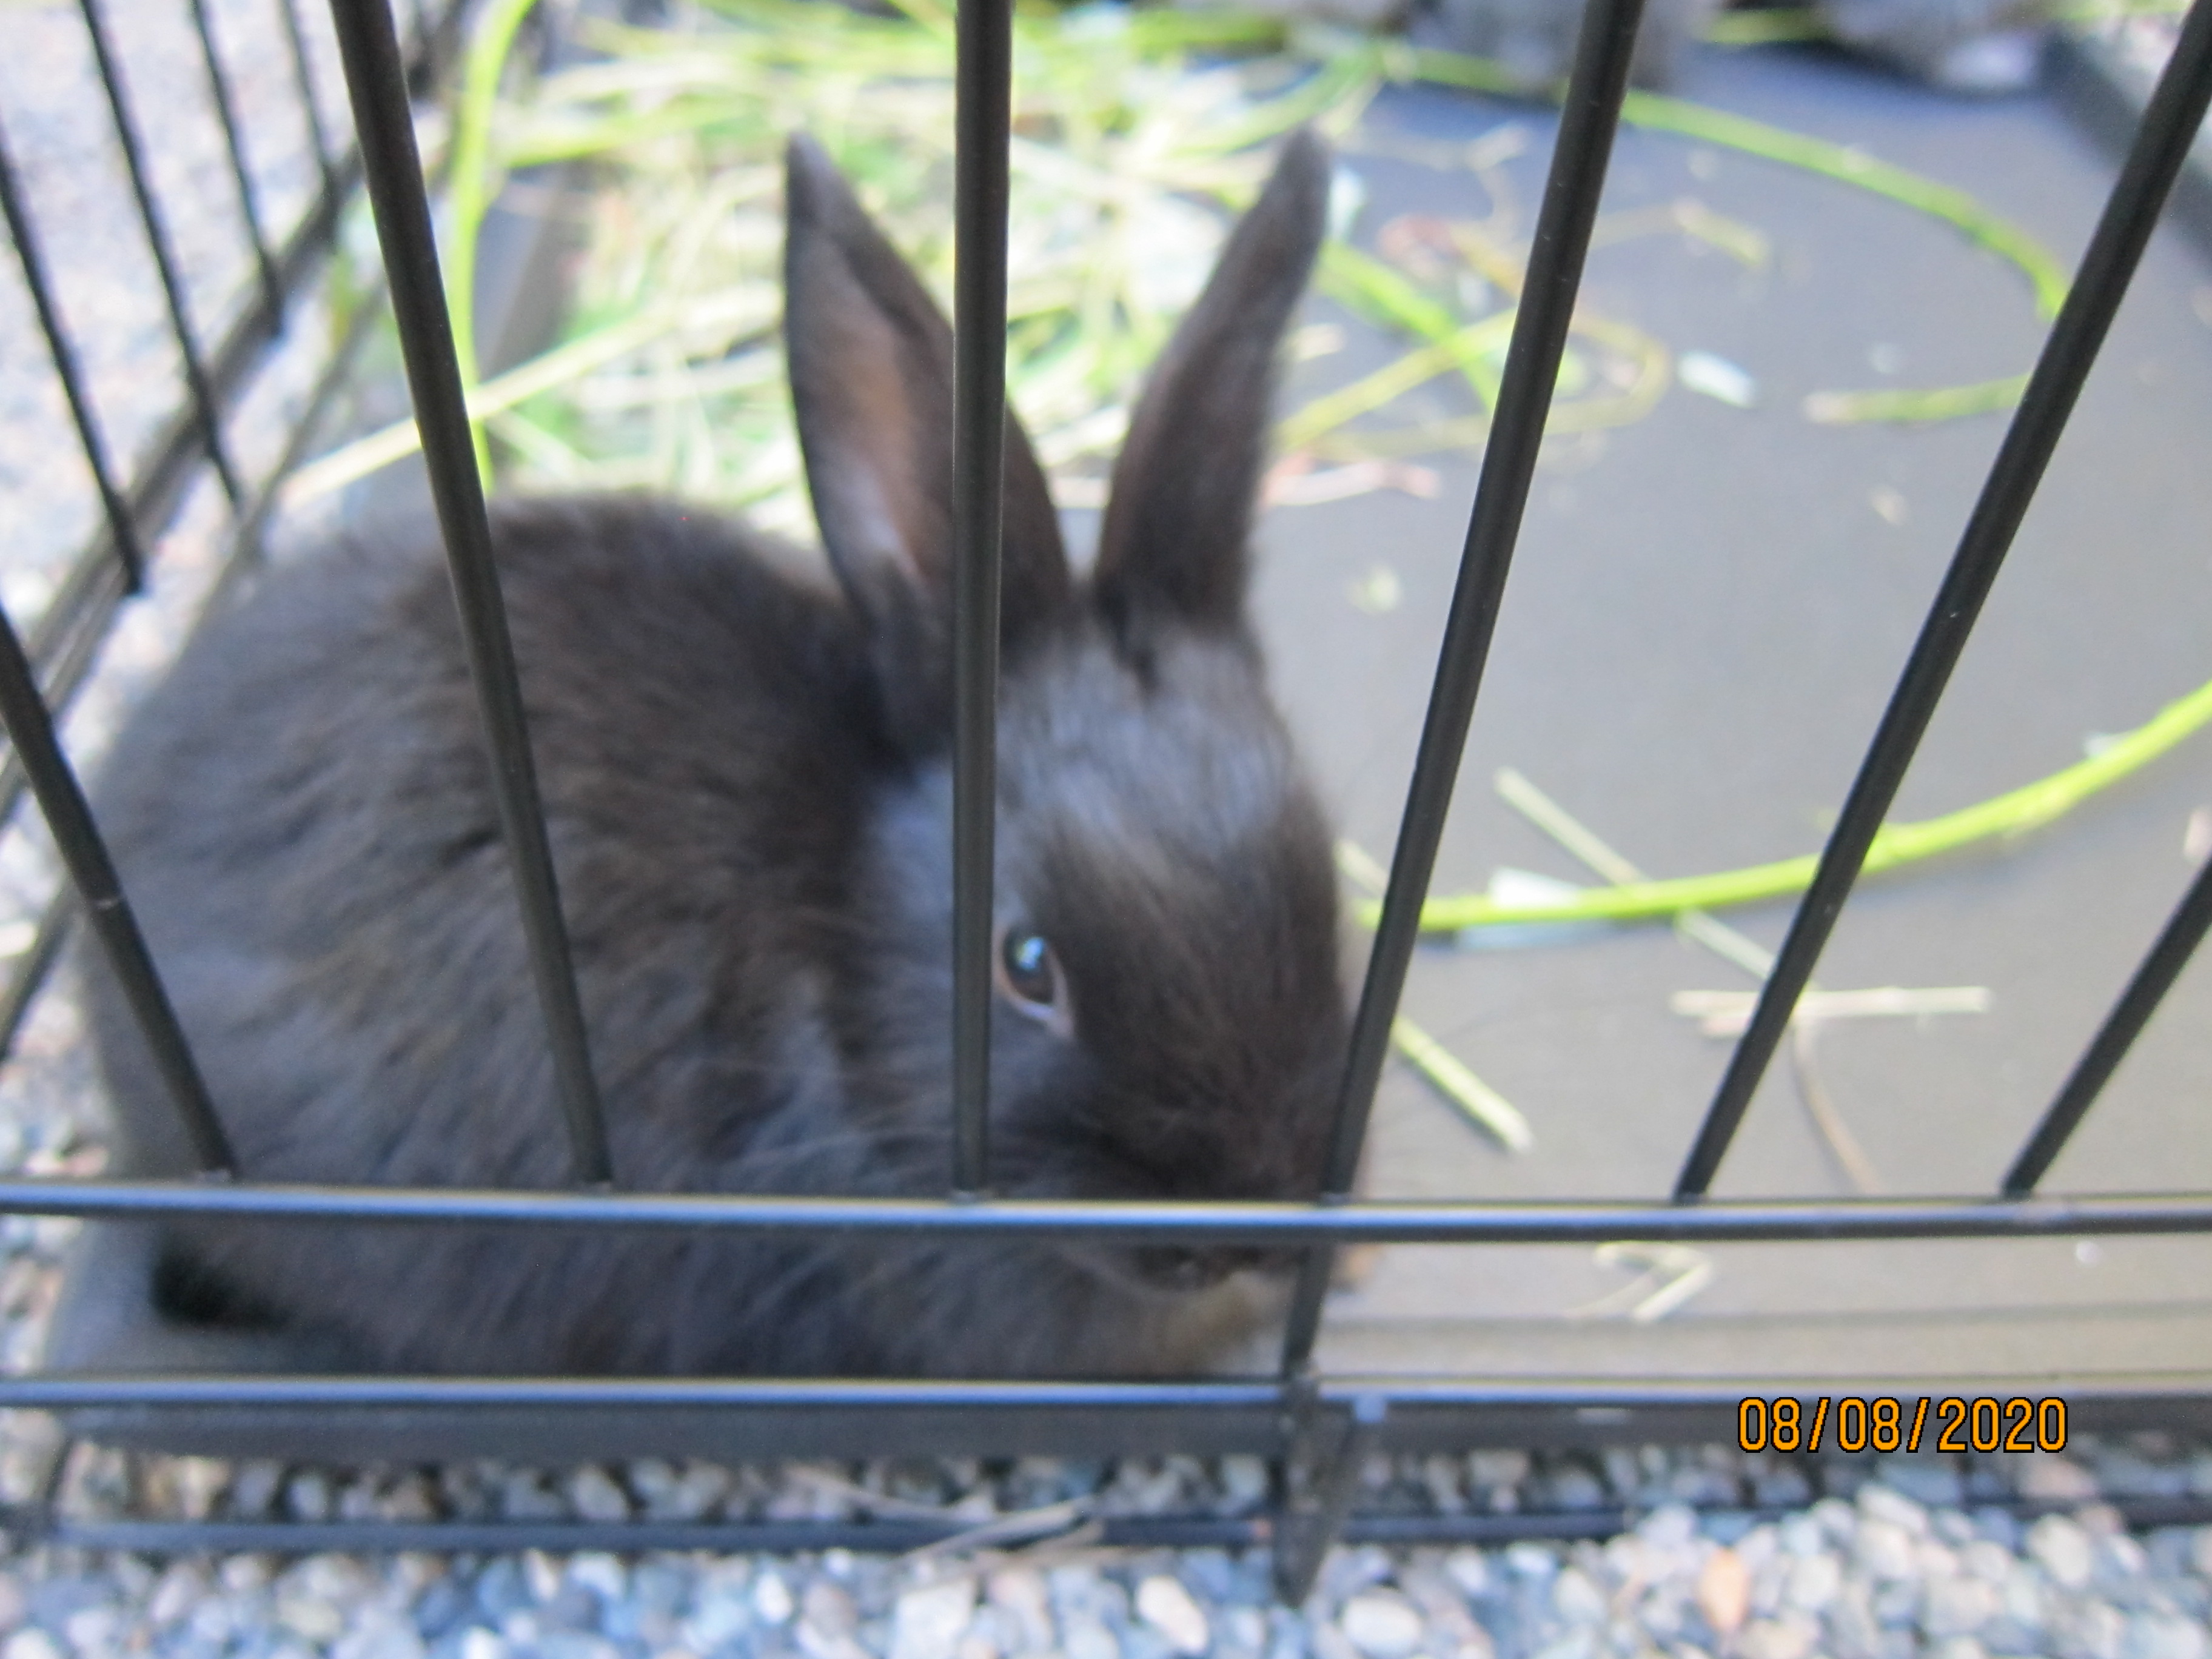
[1260, 42, 2212, 1398]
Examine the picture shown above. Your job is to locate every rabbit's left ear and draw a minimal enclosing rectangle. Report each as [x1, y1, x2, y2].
[783, 135, 1071, 749]
[1093, 129, 1330, 638]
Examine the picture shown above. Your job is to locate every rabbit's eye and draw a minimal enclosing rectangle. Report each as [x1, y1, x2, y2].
[994, 925, 1071, 1036]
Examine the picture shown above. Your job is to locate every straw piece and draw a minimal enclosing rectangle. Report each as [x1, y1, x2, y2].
[1378, 675, 2212, 934]
[1334, 841, 1532, 1153]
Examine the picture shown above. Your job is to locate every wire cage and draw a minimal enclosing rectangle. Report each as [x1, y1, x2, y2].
[0, 0, 2209, 1593]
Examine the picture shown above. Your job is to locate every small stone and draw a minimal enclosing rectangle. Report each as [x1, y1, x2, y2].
[1219, 1456, 1270, 1511]
[2191, 1527, 2212, 1578]
[892, 1578, 976, 1659]
[2, 1633, 62, 1659]
[287, 1469, 334, 1522]
[1065, 1620, 1119, 1659]
[1857, 1519, 1919, 1581]
[147, 1564, 204, 1629]
[1319, 1550, 1396, 1605]
[1962, 1541, 2014, 1583]
[1858, 1486, 1929, 1537]
[277, 1596, 347, 1645]
[525, 1553, 564, 1606]
[459, 1631, 507, 1659]
[544, 1584, 601, 1633]
[2020, 1458, 2102, 1503]
[1338, 1592, 1423, 1659]
[2030, 1515, 2097, 1590]
[1929, 1640, 1989, 1659]
[500, 1473, 567, 1521]
[475, 1559, 532, 1621]
[2097, 1533, 2149, 1584]
[1738, 1615, 1814, 1659]
[413, 1577, 474, 1641]
[1697, 1549, 1751, 1638]
[1468, 1451, 1529, 1490]
[684, 1574, 753, 1651]
[1551, 1569, 1606, 1627]
[335, 1609, 429, 1659]
[1924, 1577, 2000, 1638]
[1503, 1543, 1556, 1581]
[1136, 1577, 1210, 1657]
[1783, 1552, 1840, 1614]
[567, 1467, 631, 1523]
[1751, 1466, 1814, 1509]
[1544, 1467, 1608, 1511]
[2124, 1614, 2209, 1659]
[378, 1473, 440, 1523]
[566, 1555, 626, 1606]
[1443, 1550, 1489, 1600]
[987, 1569, 1053, 1652]
[803, 1581, 860, 1641]
[1640, 1504, 1698, 1552]
[1877, 1457, 1964, 1510]
[754, 1573, 798, 1627]
[229, 1460, 284, 1518]
[2056, 1598, 2128, 1659]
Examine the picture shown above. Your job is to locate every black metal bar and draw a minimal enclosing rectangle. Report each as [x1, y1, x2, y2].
[0, 206, 385, 1068]
[0, 615, 234, 1172]
[1274, 1392, 1388, 1602]
[0, 1375, 1285, 1409]
[10, 1371, 2211, 1411]
[950, 0, 1014, 1195]
[75, 0, 242, 504]
[187, 0, 286, 319]
[0, 283, 383, 1067]
[1278, 0, 1649, 1373]
[327, 0, 611, 1185]
[0, 117, 148, 589]
[0, 144, 361, 839]
[1676, 0, 2212, 1199]
[0, 1178, 2204, 1241]
[276, 0, 338, 190]
[2004, 853, 2212, 1193]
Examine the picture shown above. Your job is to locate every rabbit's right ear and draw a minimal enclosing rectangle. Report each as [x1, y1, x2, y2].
[783, 135, 1071, 751]
[1092, 129, 1330, 643]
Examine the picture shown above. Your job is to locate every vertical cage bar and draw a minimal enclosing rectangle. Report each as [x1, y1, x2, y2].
[0, 118, 148, 590]
[1675, 0, 2212, 1200]
[949, 0, 1014, 1196]
[1276, 0, 1649, 1373]
[187, 0, 286, 318]
[0, 612, 233, 1173]
[327, 0, 612, 1186]
[2003, 852, 2212, 1194]
[276, 0, 338, 191]
[75, 0, 242, 505]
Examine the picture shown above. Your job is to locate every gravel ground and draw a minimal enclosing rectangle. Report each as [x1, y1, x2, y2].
[2, 0, 2212, 1654]
[4, 1443, 2212, 1659]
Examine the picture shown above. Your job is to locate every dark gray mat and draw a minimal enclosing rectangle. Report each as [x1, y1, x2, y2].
[1238, 45, 2212, 1384]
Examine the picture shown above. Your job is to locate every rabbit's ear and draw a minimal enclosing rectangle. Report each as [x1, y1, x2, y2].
[783, 135, 1071, 746]
[1093, 129, 1330, 639]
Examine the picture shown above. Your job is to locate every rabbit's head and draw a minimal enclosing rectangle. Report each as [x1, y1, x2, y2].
[785, 132, 1348, 1296]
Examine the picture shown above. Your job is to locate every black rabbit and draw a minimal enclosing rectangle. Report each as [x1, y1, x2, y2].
[78, 131, 1352, 1378]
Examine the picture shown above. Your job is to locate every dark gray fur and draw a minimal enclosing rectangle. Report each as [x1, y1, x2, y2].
[82, 132, 1349, 1378]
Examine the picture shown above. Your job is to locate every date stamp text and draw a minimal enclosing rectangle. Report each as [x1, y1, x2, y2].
[1737, 1396, 2068, 1454]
